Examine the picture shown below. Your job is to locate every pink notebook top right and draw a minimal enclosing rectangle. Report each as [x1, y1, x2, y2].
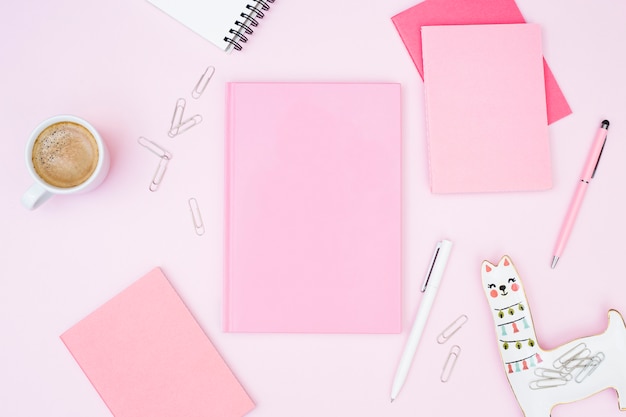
[392, 0, 571, 125]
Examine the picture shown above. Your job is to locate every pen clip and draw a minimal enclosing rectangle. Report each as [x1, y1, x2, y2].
[591, 138, 607, 179]
[591, 120, 610, 179]
[422, 244, 441, 292]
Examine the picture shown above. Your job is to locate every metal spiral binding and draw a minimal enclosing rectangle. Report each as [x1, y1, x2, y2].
[224, 0, 275, 51]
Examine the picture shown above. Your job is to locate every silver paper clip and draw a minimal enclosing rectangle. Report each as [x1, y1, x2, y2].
[170, 114, 203, 137]
[137, 136, 172, 159]
[437, 314, 468, 344]
[188, 198, 205, 236]
[149, 155, 170, 192]
[440, 345, 461, 382]
[168, 98, 186, 137]
[168, 97, 203, 137]
[574, 352, 605, 383]
[553, 343, 588, 369]
[562, 353, 593, 373]
[529, 378, 569, 390]
[191, 65, 215, 99]
[534, 368, 572, 381]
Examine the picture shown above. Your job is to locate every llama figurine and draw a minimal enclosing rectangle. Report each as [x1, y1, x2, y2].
[481, 255, 626, 417]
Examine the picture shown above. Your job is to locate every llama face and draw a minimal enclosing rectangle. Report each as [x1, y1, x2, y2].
[481, 255, 526, 311]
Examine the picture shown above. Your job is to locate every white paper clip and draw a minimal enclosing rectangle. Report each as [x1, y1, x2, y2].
[188, 198, 205, 236]
[149, 155, 170, 192]
[191, 65, 215, 99]
[437, 314, 468, 344]
[440, 345, 461, 382]
[137, 136, 172, 159]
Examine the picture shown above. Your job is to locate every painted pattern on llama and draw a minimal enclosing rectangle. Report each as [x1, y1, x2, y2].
[481, 255, 626, 417]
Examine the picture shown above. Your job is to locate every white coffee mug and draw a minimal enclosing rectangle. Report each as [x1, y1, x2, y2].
[21, 115, 110, 210]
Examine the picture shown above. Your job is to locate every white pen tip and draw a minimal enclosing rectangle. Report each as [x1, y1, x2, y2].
[391, 398, 395, 403]
[551, 256, 559, 269]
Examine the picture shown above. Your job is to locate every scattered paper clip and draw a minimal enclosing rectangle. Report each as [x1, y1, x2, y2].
[167, 97, 203, 137]
[437, 314, 468, 344]
[168, 98, 186, 137]
[149, 155, 170, 192]
[191, 65, 215, 99]
[137, 136, 172, 159]
[574, 352, 605, 383]
[530, 344, 605, 389]
[534, 368, 573, 381]
[440, 345, 461, 382]
[188, 197, 205, 236]
[553, 343, 589, 369]
[529, 378, 569, 390]
[170, 114, 203, 137]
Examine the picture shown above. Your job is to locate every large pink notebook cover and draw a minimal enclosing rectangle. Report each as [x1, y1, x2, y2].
[422, 24, 552, 193]
[224, 82, 402, 333]
[391, 0, 571, 125]
[61, 268, 255, 417]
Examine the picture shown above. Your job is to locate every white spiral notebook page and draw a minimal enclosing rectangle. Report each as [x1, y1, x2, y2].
[146, 0, 274, 52]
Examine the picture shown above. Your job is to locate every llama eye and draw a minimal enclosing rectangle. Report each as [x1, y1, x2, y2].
[508, 278, 516, 283]
[487, 284, 496, 289]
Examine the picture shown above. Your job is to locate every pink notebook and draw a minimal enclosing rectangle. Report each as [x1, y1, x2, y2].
[224, 82, 402, 333]
[61, 268, 255, 417]
[422, 24, 552, 193]
[391, 0, 571, 125]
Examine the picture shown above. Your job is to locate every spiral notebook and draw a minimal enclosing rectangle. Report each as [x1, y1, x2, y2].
[146, 0, 275, 52]
[224, 82, 402, 333]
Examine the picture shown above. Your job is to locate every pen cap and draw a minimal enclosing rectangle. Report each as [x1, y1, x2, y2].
[422, 240, 453, 291]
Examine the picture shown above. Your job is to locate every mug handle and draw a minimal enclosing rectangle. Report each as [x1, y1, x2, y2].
[21, 183, 53, 210]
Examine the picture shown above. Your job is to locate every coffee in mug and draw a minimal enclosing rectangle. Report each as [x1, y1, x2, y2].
[21, 115, 110, 210]
[32, 121, 99, 188]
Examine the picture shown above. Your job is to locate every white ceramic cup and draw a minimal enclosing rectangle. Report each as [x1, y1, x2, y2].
[21, 115, 110, 210]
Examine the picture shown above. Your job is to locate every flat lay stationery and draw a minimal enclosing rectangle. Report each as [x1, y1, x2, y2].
[4, 1, 626, 417]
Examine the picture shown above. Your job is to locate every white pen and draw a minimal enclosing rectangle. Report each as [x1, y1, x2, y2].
[390, 239, 453, 402]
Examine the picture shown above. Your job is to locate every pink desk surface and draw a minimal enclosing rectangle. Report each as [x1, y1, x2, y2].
[1, 1, 625, 416]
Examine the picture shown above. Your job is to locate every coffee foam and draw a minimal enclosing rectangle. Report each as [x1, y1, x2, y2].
[32, 122, 99, 188]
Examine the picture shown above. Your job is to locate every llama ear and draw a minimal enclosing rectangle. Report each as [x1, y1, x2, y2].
[498, 255, 512, 267]
[482, 260, 494, 273]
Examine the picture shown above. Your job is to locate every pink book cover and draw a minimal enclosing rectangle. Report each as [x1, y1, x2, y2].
[391, 0, 571, 125]
[422, 24, 552, 193]
[224, 82, 402, 333]
[61, 267, 255, 417]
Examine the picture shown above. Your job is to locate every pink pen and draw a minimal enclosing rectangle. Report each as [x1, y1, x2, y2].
[552, 120, 610, 268]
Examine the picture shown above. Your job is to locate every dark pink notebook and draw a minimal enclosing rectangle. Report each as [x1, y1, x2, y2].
[392, 0, 572, 125]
